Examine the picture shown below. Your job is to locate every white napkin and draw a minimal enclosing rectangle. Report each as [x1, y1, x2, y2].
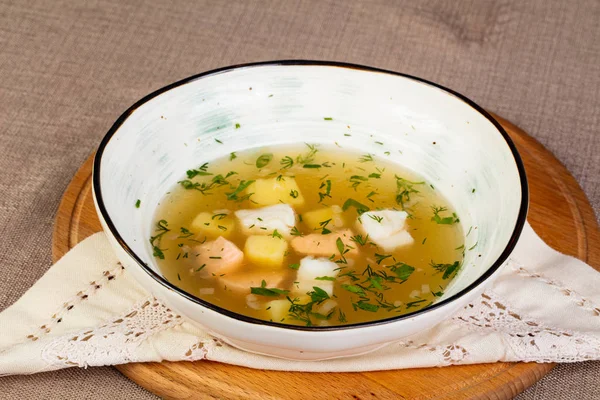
[1, 223, 599, 375]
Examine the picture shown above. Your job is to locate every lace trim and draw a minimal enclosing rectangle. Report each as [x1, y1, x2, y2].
[453, 291, 600, 363]
[512, 264, 600, 316]
[400, 341, 470, 364]
[41, 297, 183, 368]
[183, 338, 225, 361]
[26, 263, 125, 342]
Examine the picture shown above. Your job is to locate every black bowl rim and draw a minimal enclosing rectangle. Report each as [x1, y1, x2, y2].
[93, 60, 529, 331]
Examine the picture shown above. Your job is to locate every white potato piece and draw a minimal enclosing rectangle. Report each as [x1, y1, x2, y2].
[357, 209, 414, 251]
[235, 204, 296, 237]
[294, 256, 340, 296]
[297, 256, 340, 281]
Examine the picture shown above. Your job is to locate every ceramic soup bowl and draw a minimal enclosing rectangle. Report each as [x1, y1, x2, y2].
[93, 61, 527, 360]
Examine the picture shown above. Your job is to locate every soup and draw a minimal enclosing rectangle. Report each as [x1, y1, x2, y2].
[150, 144, 464, 326]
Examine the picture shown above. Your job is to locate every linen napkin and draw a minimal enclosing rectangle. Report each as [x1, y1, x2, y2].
[1, 222, 599, 376]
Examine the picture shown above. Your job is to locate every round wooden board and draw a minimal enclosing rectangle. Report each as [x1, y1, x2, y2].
[53, 114, 600, 400]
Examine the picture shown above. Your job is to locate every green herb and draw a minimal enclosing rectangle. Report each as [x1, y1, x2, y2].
[251, 280, 290, 297]
[366, 191, 377, 202]
[296, 143, 318, 164]
[286, 287, 329, 326]
[390, 262, 414, 281]
[226, 180, 255, 201]
[431, 261, 461, 280]
[359, 154, 374, 162]
[229, 152, 237, 161]
[375, 141, 383, 145]
[374, 253, 392, 264]
[368, 276, 384, 290]
[406, 299, 426, 309]
[290, 226, 303, 237]
[280, 156, 294, 169]
[235, 123, 241, 129]
[290, 189, 299, 199]
[178, 227, 194, 239]
[466, 226, 473, 236]
[341, 284, 365, 296]
[336, 237, 345, 254]
[271, 230, 284, 239]
[320, 219, 333, 235]
[195, 264, 206, 272]
[431, 206, 460, 225]
[135, 199, 141, 208]
[315, 276, 336, 281]
[422, 237, 427, 244]
[342, 198, 370, 215]
[318, 179, 332, 203]
[177, 273, 181, 281]
[368, 214, 384, 223]
[349, 175, 368, 189]
[323, 117, 333, 121]
[178, 170, 232, 195]
[338, 309, 347, 322]
[303, 164, 321, 169]
[256, 153, 273, 168]
[310, 286, 330, 302]
[186, 168, 213, 179]
[354, 301, 379, 312]
[350, 234, 368, 246]
[149, 219, 170, 259]
[209, 256, 222, 259]
[368, 172, 381, 179]
[468, 242, 478, 251]
[339, 270, 360, 281]
[395, 176, 424, 208]
[472, 188, 476, 193]
[153, 247, 165, 259]
[214, 138, 223, 144]
[455, 244, 465, 251]
[288, 263, 300, 270]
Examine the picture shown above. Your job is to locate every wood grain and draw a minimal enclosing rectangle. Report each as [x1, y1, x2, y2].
[52, 114, 600, 400]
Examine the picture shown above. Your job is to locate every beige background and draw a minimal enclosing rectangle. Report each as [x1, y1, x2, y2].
[1, 0, 599, 398]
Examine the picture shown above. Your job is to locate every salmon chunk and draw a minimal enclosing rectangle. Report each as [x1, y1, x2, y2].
[194, 236, 244, 276]
[218, 270, 286, 295]
[290, 229, 358, 258]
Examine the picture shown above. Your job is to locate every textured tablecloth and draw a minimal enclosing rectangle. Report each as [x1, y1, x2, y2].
[0, 0, 598, 399]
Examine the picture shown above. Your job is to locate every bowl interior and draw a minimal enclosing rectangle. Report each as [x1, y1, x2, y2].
[96, 62, 525, 308]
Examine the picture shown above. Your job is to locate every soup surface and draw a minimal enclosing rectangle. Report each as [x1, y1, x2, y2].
[150, 144, 464, 326]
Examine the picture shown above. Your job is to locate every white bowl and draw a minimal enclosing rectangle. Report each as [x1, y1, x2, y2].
[93, 61, 528, 360]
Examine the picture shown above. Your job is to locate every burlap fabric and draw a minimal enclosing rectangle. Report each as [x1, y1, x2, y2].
[1, 0, 598, 398]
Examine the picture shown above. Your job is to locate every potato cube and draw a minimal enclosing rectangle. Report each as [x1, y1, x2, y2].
[191, 211, 235, 238]
[266, 299, 291, 322]
[246, 177, 304, 207]
[302, 206, 345, 231]
[244, 235, 288, 269]
[302, 208, 334, 231]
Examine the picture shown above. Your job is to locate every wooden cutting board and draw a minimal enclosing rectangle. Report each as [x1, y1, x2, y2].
[52, 114, 600, 400]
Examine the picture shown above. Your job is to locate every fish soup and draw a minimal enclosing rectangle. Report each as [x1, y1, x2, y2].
[150, 144, 464, 327]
